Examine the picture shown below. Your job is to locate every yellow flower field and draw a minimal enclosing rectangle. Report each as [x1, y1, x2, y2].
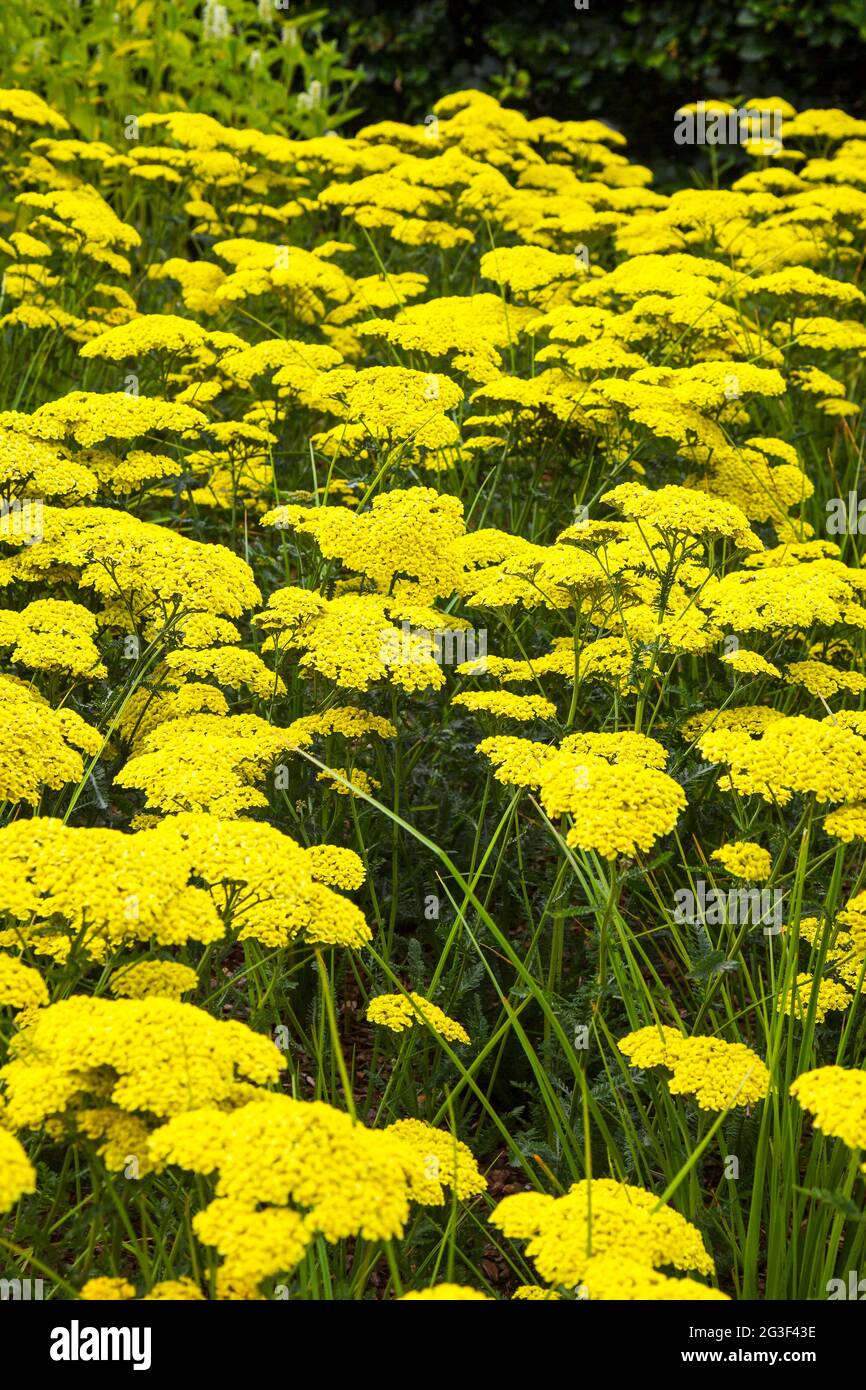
[1, 82, 866, 1303]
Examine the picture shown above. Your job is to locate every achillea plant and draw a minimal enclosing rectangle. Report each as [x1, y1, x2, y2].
[0, 76, 865, 1305]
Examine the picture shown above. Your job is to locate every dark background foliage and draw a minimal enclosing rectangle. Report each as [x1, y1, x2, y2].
[330, 0, 866, 161]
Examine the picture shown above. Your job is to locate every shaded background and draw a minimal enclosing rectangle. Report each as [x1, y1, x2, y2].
[333, 0, 866, 158]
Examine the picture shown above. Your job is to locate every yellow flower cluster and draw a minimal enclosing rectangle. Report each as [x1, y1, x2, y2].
[79, 1278, 136, 1301]
[366, 992, 470, 1044]
[790, 1067, 866, 1160]
[0, 813, 369, 958]
[79, 1276, 205, 1300]
[618, 1026, 770, 1109]
[109, 960, 198, 1001]
[0, 675, 101, 805]
[453, 691, 557, 722]
[1, 996, 285, 1132]
[4, 72, 866, 1302]
[0, 599, 105, 678]
[0, 954, 49, 1011]
[149, 1095, 483, 1297]
[0, 1129, 36, 1213]
[490, 1178, 714, 1287]
[711, 841, 772, 881]
[777, 973, 853, 1025]
[700, 716, 866, 805]
[537, 752, 686, 858]
[580, 1255, 729, 1301]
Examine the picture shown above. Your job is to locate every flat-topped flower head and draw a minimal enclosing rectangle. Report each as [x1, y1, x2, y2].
[790, 1067, 866, 1161]
[262, 486, 466, 603]
[0, 599, 105, 679]
[0, 393, 205, 446]
[0, 1130, 36, 1213]
[384, 1118, 486, 1203]
[0, 89, 70, 131]
[453, 691, 557, 722]
[255, 590, 447, 694]
[0, 955, 49, 1011]
[536, 752, 686, 858]
[491, 1178, 714, 1287]
[79, 1278, 135, 1301]
[580, 1255, 728, 1301]
[1, 996, 285, 1143]
[699, 715, 866, 805]
[0, 427, 98, 501]
[109, 961, 198, 1002]
[307, 366, 464, 465]
[358, 293, 535, 382]
[367, 992, 470, 1044]
[785, 660, 866, 700]
[720, 649, 781, 679]
[149, 1096, 483, 1297]
[618, 1026, 770, 1109]
[778, 974, 851, 1024]
[711, 841, 772, 881]
[602, 481, 762, 551]
[80, 314, 244, 362]
[141, 1279, 204, 1301]
[0, 676, 101, 808]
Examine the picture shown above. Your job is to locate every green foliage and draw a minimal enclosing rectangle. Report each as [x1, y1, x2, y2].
[1, 0, 363, 139]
